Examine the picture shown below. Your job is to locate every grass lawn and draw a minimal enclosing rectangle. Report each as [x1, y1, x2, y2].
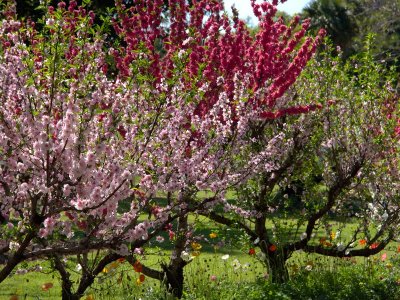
[2, 239, 400, 299]
[1, 212, 399, 299]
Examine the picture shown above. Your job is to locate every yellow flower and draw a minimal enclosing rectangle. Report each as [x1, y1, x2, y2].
[330, 231, 336, 240]
[191, 251, 201, 257]
[191, 242, 202, 251]
[86, 295, 95, 300]
[102, 267, 108, 273]
[209, 232, 217, 239]
[136, 275, 145, 286]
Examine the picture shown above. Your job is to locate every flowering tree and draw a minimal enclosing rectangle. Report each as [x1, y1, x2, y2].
[0, 2, 201, 298]
[201, 42, 400, 282]
[0, 0, 326, 298]
[108, 0, 325, 296]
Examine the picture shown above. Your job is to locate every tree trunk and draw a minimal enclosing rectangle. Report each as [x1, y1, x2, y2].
[267, 253, 289, 283]
[162, 262, 185, 299]
[161, 214, 189, 298]
[61, 290, 80, 300]
[52, 254, 81, 300]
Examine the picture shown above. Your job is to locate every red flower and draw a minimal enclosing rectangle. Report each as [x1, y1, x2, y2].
[248, 248, 256, 255]
[133, 260, 142, 273]
[269, 245, 277, 252]
[370, 242, 379, 249]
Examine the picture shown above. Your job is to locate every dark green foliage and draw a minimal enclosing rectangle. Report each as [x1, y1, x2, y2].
[303, 0, 357, 57]
[302, 0, 400, 64]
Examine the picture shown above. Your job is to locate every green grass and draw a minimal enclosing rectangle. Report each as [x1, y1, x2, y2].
[2, 246, 400, 300]
[1, 212, 398, 299]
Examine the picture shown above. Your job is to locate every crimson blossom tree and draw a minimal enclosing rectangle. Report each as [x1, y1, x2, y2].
[107, 0, 326, 296]
[0, 0, 326, 298]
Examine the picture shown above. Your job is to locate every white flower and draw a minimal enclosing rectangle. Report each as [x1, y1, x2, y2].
[231, 259, 241, 270]
[9, 241, 20, 252]
[221, 254, 230, 260]
[300, 232, 307, 240]
[256, 251, 266, 261]
[34, 265, 43, 272]
[180, 251, 192, 262]
[382, 212, 388, 221]
[76, 264, 82, 271]
[253, 238, 260, 245]
[337, 242, 345, 251]
[15, 269, 28, 275]
[305, 265, 312, 271]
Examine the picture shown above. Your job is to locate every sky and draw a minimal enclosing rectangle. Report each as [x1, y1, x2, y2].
[223, 0, 312, 25]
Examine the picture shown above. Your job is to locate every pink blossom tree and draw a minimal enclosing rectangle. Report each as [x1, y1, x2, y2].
[0, 2, 209, 298]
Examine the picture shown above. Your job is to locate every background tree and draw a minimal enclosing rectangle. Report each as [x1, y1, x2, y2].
[302, 0, 400, 64]
[302, 0, 357, 57]
[351, 0, 400, 63]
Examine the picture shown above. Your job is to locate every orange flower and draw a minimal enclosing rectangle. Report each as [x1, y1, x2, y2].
[359, 239, 367, 246]
[9, 295, 19, 300]
[86, 295, 95, 300]
[248, 248, 256, 255]
[191, 251, 201, 257]
[269, 244, 277, 252]
[324, 241, 332, 247]
[319, 237, 326, 245]
[133, 260, 143, 273]
[191, 242, 202, 251]
[136, 274, 145, 285]
[117, 257, 125, 263]
[397, 245, 400, 253]
[370, 242, 379, 249]
[41, 282, 54, 291]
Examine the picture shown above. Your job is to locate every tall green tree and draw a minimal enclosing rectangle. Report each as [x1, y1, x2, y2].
[302, 0, 358, 56]
[352, 0, 400, 62]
